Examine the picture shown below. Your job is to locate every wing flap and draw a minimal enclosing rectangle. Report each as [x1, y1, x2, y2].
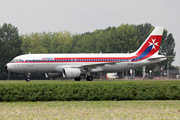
[80, 61, 117, 68]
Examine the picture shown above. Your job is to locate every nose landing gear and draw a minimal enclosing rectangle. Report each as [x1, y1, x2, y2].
[26, 73, 31, 82]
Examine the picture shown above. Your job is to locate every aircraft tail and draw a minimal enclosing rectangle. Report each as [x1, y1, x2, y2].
[132, 26, 164, 61]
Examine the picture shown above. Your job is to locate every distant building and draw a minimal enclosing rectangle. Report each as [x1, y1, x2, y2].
[163, 70, 180, 79]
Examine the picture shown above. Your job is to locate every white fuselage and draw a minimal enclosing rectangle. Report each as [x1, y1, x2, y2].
[7, 53, 166, 73]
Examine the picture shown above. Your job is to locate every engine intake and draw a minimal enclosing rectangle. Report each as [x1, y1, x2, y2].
[63, 68, 81, 78]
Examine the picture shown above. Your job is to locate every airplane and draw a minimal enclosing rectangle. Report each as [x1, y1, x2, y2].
[6, 26, 167, 82]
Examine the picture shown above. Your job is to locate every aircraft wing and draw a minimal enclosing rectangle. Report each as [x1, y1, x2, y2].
[55, 61, 120, 72]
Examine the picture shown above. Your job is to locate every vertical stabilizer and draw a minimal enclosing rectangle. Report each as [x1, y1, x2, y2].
[133, 26, 164, 61]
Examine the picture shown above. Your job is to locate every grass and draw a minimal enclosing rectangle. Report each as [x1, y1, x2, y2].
[0, 101, 180, 119]
[0, 79, 180, 85]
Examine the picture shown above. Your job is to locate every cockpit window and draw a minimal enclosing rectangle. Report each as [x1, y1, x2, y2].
[11, 59, 21, 63]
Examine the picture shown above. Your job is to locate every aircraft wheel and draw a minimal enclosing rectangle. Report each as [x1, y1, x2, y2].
[86, 76, 93, 81]
[26, 78, 30, 82]
[74, 77, 81, 81]
[26, 73, 31, 82]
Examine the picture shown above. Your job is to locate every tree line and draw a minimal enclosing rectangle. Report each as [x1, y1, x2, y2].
[0, 23, 176, 80]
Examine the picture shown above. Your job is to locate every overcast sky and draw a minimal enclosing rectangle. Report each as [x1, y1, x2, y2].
[0, 0, 179, 66]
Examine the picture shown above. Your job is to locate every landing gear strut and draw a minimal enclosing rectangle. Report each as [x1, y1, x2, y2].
[26, 73, 31, 82]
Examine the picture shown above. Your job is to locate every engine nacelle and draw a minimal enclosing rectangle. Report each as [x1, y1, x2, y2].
[45, 73, 62, 78]
[63, 68, 81, 78]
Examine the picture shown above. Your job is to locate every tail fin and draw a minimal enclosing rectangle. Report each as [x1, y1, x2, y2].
[133, 26, 164, 61]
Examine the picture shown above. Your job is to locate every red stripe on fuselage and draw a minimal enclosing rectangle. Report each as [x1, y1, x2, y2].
[54, 57, 133, 60]
[11, 57, 135, 63]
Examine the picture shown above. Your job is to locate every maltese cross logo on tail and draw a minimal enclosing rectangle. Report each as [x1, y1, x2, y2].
[149, 38, 159, 50]
[132, 26, 163, 62]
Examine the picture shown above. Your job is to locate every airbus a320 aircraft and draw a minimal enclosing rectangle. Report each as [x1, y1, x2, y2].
[6, 26, 167, 82]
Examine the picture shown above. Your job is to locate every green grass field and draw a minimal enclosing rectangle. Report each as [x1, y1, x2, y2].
[0, 101, 180, 119]
[0, 80, 180, 119]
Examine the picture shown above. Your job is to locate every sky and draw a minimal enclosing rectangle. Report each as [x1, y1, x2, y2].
[0, 0, 180, 66]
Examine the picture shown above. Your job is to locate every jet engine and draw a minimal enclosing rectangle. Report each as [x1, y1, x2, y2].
[45, 73, 62, 78]
[63, 68, 81, 78]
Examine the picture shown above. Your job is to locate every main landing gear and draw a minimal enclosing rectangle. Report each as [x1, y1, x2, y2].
[74, 77, 81, 81]
[26, 73, 31, 82]
[74, 75, 93, 81]
[86, 72, 93, 81]
[86, 76, 93, 81]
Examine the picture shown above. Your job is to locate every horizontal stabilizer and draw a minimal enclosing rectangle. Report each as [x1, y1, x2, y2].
[147, 55, 167, 62]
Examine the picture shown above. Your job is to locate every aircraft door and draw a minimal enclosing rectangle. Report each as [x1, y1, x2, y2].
[27, 55, 39, 72]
